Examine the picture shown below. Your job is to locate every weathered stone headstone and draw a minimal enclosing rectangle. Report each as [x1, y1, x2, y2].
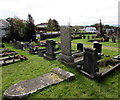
[59, 26, 74, 63]
[29, 47, 34, 54]
[57, 43, 61, 49]
[13, 39, 17, 48]
[0, 44, 5, 48]
[77, 43, 83, 52]
[83, 48, 99, 74]
[4, 68, 75, 99]
[112, 36, 116, 43]
[16, 41, 20, 49]
[10, 40, 12, 44]
[23, 43, 29, 49]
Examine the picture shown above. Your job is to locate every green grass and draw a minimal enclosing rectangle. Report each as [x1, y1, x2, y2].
[1, 37, 120, 99]
[50, 36, 119, 48]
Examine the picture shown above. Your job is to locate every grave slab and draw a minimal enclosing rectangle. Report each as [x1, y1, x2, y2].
[4, 68, 75, 99]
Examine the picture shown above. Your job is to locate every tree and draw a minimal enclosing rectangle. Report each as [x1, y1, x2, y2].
[6, 17, 26, 41]
[73, 25, 80, 32]
[24, 14, 36, 41]
[47, 18, 53, 31]
[91, 23, 98, 30]
[103, 25, 114, 29]
[52, 19, 60, 31]
[47, 18, 60, 31]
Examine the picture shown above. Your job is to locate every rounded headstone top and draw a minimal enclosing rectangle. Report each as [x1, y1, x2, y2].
[93, 41, 99, 43]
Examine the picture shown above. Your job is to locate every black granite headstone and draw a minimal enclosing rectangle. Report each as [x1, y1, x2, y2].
[87, 35, 90, 39]
[45, 40, 56, 60]
[93, 43, 102, 53]
[77, 43, 83, 52]
[83, 35, 86, 39]
[83, 48, 99, 74]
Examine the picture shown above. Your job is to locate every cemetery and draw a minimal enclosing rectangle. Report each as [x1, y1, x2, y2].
[1, 19, 120, 99]
[0, 44, 28, 66]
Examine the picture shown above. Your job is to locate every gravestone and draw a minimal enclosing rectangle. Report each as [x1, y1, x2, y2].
[87, 35, 90, 39]
[57, 43, 61, 49]
[1, 55, 27, 66]
[4, 68, 75, 99]
[92, 36, 95, 39]
[20, 42, 24, 50]
[83, 48, 99, 74]
[105, 36, 109, 42]
[112, 36, 116, 43]
[44, 40, 56, 60]
[58, 26, 74, 63]
[93, 43, 102, 53]
[29, 47, 34, 54]
[18, 42, 22, 49]
[0, 44, 5, 48]
[10, 40, 12, 44]
[16, 41, 20, 49]
[77, 43, 83, 52]
[23, 43, 29, 49]
[13, 39, 17, 48]
[113, 55, 120, 60]
[38, 48, 46, 57]
[83, 35, 86, 39]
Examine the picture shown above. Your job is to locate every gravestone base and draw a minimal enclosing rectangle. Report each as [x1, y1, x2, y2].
[79, 70, 101, 80]
[58, 54, 84, 67]
[79, 61, 120, 80]
[100, 62, 120, 79]
[58, 54, 74, 64]
[38, 49, 46, 57]
[44, 54, 56, 60]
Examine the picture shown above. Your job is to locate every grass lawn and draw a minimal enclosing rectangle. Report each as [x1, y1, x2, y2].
[1, 37, 120, 99]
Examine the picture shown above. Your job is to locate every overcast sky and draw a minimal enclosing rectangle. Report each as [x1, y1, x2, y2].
[0, 0, 119, 26]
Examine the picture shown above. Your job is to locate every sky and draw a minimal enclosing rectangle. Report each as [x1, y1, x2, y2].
[0, 0, 120, 26]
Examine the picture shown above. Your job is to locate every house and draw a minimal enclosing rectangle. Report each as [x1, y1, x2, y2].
[0, 19, 10, 37]
[85, 27, 97, 33]
[36, 23, 48, 33]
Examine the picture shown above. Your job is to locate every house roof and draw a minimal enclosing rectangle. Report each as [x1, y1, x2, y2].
[0, 19, 10, 29]
[36, 23, 48, 28]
